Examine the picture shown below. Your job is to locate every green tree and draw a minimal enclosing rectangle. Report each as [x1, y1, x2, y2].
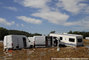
[8, 30, 42, 37]
[0, 27, 8, 40]
[50, 31, 56, 33]
[68, 31, 89, 39]
[32, 33, 42, 36]
[0, 27, 42, 40]
[8, 30, 32, 37]
[68, 30, 72, 34]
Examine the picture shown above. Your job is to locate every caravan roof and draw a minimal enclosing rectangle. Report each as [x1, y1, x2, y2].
[59, 34, 82, 37]
[5, 35, 26, 37]
[50, 33, 82, 37]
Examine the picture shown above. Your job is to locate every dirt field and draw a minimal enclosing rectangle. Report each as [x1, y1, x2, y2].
[0, 39, 89, 60]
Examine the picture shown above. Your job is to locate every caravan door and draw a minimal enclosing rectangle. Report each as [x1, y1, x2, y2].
[23, 37, 27, 48]
[76, 36, 83, 46]
[46, 36, 52, 47]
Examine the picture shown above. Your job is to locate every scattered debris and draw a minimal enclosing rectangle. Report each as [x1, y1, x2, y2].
[0, 39, 89, 60]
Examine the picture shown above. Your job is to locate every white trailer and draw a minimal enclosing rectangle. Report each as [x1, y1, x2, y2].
[3, 35, 31, 50]
[28, 36, 53, 48]
[49, 33, 83, 47]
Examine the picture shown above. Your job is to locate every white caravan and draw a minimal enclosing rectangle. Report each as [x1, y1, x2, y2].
[3, 35, 31, 50]
[28, 36, 53, 47]
[49, 34, 83, 47]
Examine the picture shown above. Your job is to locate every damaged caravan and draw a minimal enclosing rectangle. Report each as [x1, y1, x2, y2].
[49, 34, 83, 47]
[3, 35, 31, 50]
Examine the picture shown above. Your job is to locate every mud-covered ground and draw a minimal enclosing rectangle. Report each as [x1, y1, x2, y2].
[0, 39, 89, 60]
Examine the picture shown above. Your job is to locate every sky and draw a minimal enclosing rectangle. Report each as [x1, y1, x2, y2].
[0, 0, 89, 34]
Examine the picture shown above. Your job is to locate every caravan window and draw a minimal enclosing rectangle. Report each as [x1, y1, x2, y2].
[77, 38, 82, 42]
[60, 37, 63, 40]
[53, 37, 57, 40]
[69, 38, 75, 42]
[53, 37, 57, 39]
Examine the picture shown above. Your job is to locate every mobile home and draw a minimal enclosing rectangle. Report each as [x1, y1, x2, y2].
[3, 35, 31, 50]
[49, 34, 83, 47]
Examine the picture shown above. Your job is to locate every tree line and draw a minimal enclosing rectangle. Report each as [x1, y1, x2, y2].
[0, 27, 42, 40]
[50, 30, 89, 39]
[0, 27, 89, 40]
[68, 30, 89, 38]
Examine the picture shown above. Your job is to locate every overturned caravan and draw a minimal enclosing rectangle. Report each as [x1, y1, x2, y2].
[49, 33, 83, 47]
[3, 35, 31, 50]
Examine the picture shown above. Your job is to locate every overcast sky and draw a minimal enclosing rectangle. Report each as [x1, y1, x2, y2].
[0, 0, 89, 34]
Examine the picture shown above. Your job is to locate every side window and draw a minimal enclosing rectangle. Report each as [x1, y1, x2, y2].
[77, 38, 82, 42]
[53, 37, 57, 39]
[69, 38, 75, 42]
[53, 37, 57, 40]
[60, 37, 63, 40]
